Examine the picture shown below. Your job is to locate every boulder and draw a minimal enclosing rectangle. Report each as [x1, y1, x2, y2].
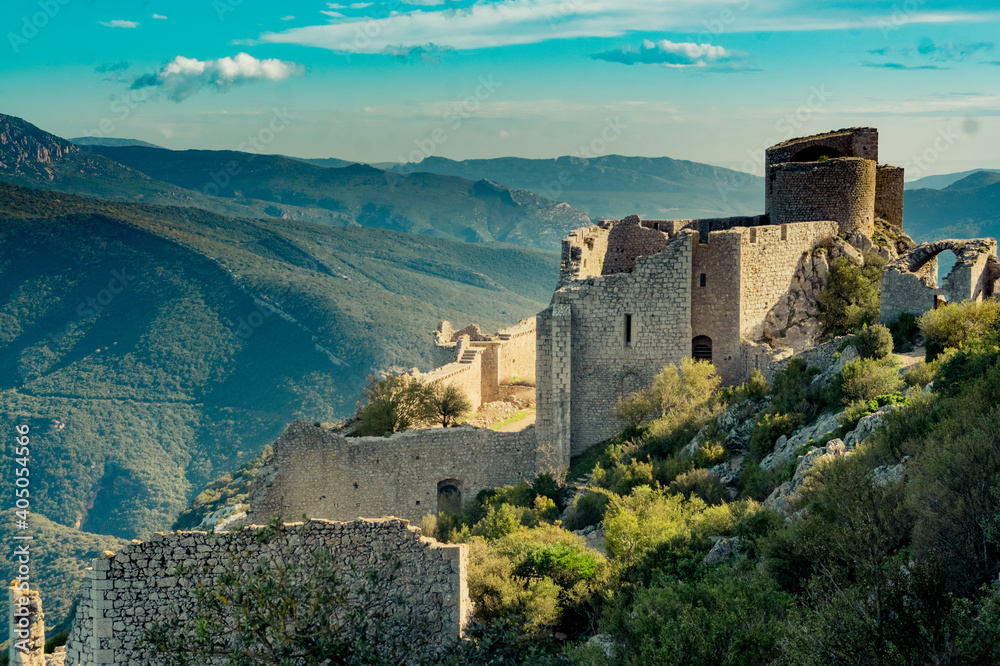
[704, 536, 743, 566]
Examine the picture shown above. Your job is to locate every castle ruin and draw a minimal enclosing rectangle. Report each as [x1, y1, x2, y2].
[46, 127, 1000, 664]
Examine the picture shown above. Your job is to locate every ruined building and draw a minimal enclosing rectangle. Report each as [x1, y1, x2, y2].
[536, 127, 905, 454]
[50, 127, 1000, 665]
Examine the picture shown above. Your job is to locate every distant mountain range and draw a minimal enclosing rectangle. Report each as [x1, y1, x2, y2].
[904, 169, 1000, 191]
[902, 170, 1000, 242]
[70, 136, 164, 149]
[1, 114, 590, 251]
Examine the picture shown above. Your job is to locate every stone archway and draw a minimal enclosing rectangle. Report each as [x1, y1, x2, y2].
[437, 479, 463, 515]
[692, 335, 713, 362]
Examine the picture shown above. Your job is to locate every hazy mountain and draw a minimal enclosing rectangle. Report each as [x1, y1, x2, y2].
[378, 154, 766, 220]
[903, 171, 1000, 241]
[84, 145, 592, 250]
[70, 136, 164, 149]
[0, 182, 557, 545]
[904, 169, 1000, 191]
[2, 114, 591, 251]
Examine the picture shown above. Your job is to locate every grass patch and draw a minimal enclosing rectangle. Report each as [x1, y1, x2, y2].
[490, 408, 536, 430]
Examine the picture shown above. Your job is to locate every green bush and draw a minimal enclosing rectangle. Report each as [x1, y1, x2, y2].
[904, 359, 939, 388]
[473, 504, 522, 541]
[854, 323, 893, 360]
[737, 463, 784, 502]
[749, 412, 801, 462]
[828, 356, 903, 405]
[934, 347, 1000, 396]
[565, 490, 610, 531]
[769, 357, 825, 421]
[920, 298, 1000, 360]
[669, 469, 728, 506]
[354, 374, 435, 436]
[514, 543, 600, 587]
[818, 252, 886, 335]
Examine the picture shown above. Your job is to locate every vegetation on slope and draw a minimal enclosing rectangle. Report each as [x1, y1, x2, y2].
[0, 183, 556, 545]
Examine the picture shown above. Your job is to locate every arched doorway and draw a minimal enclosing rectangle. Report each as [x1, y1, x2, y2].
[437, 479, 463, 515]
[692, 336, 713, 362]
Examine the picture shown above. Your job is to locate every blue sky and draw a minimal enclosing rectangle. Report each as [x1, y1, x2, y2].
[2, 0, 999, 176]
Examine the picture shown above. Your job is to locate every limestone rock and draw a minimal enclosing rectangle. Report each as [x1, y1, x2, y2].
[843, 405, 898, 450]
[870, 457, 909, 486]
[759, 410, 844, 472]
[764, 438, 848, 515]
[812, 344, 858, 387]
[704, 536, 743, 566]
[709, 454, 745, 492]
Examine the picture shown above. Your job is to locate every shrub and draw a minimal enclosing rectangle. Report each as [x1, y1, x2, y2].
[725, 369, 770, 403]
[465, 539, 562, 630]
[615, 389, 655, 426]
[818, 252, 886, 335]
[473, 504, 521, 541]
[920, 298, 1000, 360]
[828, 356, 903, 405]
[854, 323, 893, 360]
[514, 543, 601, 588]
[934, 347, 1000, 397]
[668, 469, 728, 505]
[650, 358, 722, 419]
[738, 463, 784, 502]
[889, 312, 920, 351]
[904, 359, 939, 388]
[748, 412, 801, 462]
[693, 441, 727, 468]
[354, 374, 435, 436]
[603, 486, 708, 567]
[770, 357, 825, 420]
[532, 496, 560, 524]
[565, 490, 610, 531]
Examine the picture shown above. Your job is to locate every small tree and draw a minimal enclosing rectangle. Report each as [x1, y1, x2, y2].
[432, 383, 472, 427]
[355, 374, 435, 436]
[854, 323, 894, 360]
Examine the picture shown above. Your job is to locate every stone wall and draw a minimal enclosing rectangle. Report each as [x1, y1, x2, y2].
[875, 165, 905, 230]
[768, 158, 877, 236]
[246, 422, 540, 525]
[420, 336, 484, 409]
[691, 229, 744, 384]
[738, 221, 839, 340]
[881, 239, 1000, 324]
[766, 128, 878, 179]
[601, 215, 672, 274]
[536, 234, 693, 455]
[495, 318, 537, 384]
[558, 223, 612, 288]
[64, 518, 468, 666]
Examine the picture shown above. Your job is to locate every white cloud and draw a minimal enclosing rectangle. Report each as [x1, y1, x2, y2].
[592, 39, 743, 67]
[100, 20, 140, 29]
[281, 15, 296, 21]
[131, 53, 304, 102]
[258, 1, 1000, 54]
[152, 14, 168, 20]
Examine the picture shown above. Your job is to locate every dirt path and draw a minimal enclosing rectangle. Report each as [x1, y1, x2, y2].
[495, 413, 536, 432]
[895, 345, 926, 371]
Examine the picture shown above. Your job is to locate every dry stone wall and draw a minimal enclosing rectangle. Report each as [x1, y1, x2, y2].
[247, 422, 539, 525]
[64, 518, 468, 666]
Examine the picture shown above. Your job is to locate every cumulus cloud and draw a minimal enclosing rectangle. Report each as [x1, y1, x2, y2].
[131, 53, 304, 102]
[100, 20, 140, 28]
[592, 40, 743, 68]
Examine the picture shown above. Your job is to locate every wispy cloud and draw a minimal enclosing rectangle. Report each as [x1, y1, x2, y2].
[100, 20, 140, 29]
[95, 61, 131, 73]
[257, 1, 1000, 54]
[131, 53, 304, 102]
[862, 61, 947, 70]
[281, 15, 296, 21]
[152, 14, 168, 20]
[592, 40, 744, 68]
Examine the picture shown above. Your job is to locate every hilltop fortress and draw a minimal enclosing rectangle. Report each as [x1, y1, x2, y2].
[43, 128, 1000, 664]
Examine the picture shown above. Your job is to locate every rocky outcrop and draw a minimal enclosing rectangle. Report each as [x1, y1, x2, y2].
[704, 536, 743, 566]
[759, 410, 844, 472]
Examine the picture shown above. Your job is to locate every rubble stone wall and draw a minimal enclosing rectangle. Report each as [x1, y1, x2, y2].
[64, 519, 468, 666]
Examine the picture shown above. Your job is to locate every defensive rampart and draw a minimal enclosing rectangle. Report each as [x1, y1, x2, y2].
[64, 518, 468, 666]
[247, 422, 541, 525]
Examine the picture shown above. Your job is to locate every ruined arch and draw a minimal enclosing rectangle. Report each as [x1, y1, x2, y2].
[692, 336, 713, 362]
[614, 369, 644, 401]
[790, 145, 845, 162]
[437, 478, 463, 515]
